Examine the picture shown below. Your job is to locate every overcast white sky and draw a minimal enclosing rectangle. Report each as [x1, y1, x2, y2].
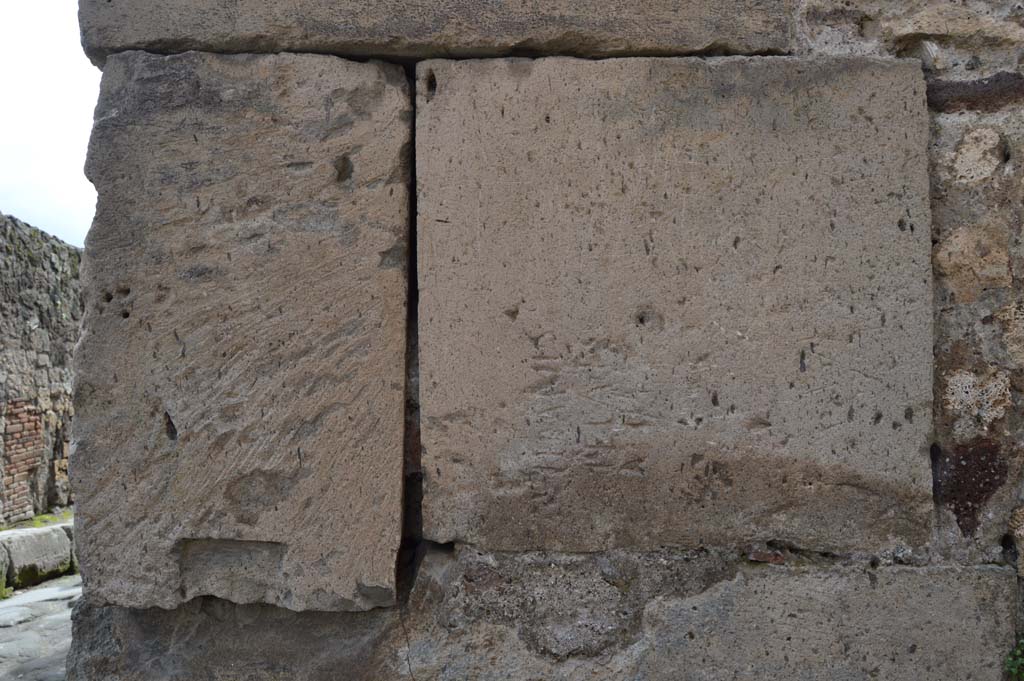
[0, 3, 100, 247]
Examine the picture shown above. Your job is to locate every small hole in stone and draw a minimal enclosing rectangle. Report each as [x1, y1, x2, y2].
[103, 292, 114, 303]
[121, 310, 130, 319]
[1002, 533, 1018, 565]
[164, 412, 178, 441]
[426, 70, 437, 99]
[334, 155, 354, 183]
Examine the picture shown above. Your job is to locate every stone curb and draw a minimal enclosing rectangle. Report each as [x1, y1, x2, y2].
[0, 522, 75, 590]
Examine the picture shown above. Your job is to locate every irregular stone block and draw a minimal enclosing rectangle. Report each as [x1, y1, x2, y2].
[66, 548, 1017, 681]
[72, 52, 410, 611]
[78, 0, 796, 64]
[928, 72, 1024, 113]
[0, 526, 73, 588]
[417, 57, 933, 553]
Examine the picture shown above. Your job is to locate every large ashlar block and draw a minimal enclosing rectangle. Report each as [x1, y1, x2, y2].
[72, 52, 410, 611]
[417, 57, 933, 553]
[78, 0, 796, 64]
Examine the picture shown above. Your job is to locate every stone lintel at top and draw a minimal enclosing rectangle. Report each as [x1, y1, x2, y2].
[78, 0, 797, 64]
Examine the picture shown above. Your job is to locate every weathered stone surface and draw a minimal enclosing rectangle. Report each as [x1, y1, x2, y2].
[417, 56, 933, 554]
[799, 2, 1024, 82]
[78, 0, 797, 64]
[68, 596, 395, 681]
[67, 547, 1016, 681]
[72, 51, 410, 612]
[0, 526, 73, 588]
[634, 565, 1016, 680]
[882, 4, 1024, 51]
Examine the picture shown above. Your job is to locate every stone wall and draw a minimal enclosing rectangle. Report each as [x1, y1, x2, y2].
[68, 2, 1024, 679]
[1, 213, 81, 525]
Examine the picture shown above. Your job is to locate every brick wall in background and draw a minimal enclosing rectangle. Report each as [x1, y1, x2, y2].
[1, 399, 45, 523]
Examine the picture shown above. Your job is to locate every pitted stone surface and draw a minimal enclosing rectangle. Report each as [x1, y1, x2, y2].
[417, 56, 933, 553]
[65, 549, 1017, 681]
[78, 0, 796, 63]
[72, 51, 410, 612]
[635, 566, 1016, 681]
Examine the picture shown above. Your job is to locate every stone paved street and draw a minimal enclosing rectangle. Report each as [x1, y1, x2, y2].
[0, 575, 81, 681]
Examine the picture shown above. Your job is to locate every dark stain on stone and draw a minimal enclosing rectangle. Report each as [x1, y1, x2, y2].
[927, 71, 1024, 113]
[378, 243, 406, 270]
[291, 402, 344, 441]
[333, 155, 354, 183]
[320, 113, 355, 142]
[931, 438, 1008, 536]
[480, 450, 933, 552]
[179, 264, 222, 281]
[224, 469, 301, 526]
[355, 582, 395, 608]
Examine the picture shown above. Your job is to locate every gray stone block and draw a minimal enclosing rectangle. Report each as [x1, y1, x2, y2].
[417, 56, 933, 554]
[72, 51, 410, 612]
[1, 526, 73, 589]
[78, 0, 797, 64]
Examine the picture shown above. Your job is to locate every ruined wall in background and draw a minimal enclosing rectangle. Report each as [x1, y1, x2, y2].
[1, 213, 82, 524]
[68, 2, 1024, 679]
